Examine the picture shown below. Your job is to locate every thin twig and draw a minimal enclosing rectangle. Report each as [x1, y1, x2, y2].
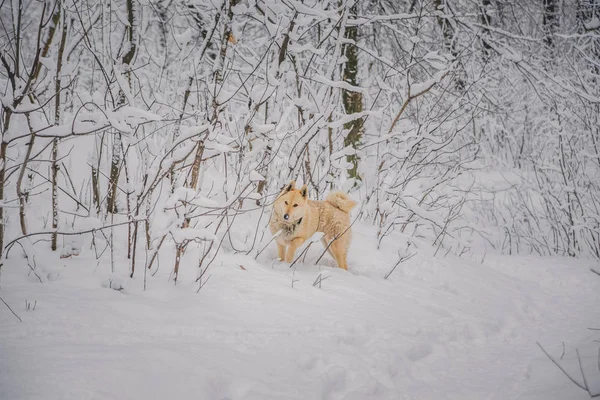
[5, 219, 147, 256]
[0, 296, 22, 322]
[314, 204, 363, 266]
[576, 349, 590, 395]
[537, 342, 587, 391]
[288, 241, 313, 269]
[254, 229, 279, 260]
[312, 273, 330, 288]
[384, 251, 416, 280]
[13, 241, 43, 283]
[597, 348, 599, 379]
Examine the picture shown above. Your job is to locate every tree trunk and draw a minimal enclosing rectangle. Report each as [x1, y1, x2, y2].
[51, 139, 59, 250]
[543, 0, 557, 48]
[106, 138, 121, 214]
[107, 0, 137, 214]
[434, 0, 456, 56]
[91, 134, 103, 215]
[213, 0, 240, 87]
[577, 0, 600, 75]
[52, 1, 68, 250]
[434, 0, 463, 89]
[189, 142, 205, 193]
[480, 0, 493, 58]
[173, 0, 236, 283]
[17, 114, 35, 236]
[342, 2, 363, 182]
[173, 140, 205, 282]
[0, 133, 7, 263]
[169, 77, 193, 192]
[121, 142, 132, 260]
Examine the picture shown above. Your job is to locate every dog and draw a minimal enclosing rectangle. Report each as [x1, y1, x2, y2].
[269, 181, 357, 270]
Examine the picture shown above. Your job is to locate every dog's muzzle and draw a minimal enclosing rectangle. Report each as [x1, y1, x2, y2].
[283, 214, 289, 220]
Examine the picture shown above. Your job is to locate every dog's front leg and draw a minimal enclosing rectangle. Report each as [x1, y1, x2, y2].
[285, 237, 305, 263]
[277, 243, 286, 261]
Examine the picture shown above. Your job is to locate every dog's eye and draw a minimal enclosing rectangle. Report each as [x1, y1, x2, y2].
[284, 201, 288, 205]
[293, 204, 298, 207]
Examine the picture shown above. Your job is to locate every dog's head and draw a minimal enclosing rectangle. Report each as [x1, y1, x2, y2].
[274, 181, 309, 223]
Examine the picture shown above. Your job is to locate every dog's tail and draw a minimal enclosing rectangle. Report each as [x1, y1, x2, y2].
[325, 191, 358, 213]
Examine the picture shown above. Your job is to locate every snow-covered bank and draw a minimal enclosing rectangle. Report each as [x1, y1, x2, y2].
[1, 225, 598, 400]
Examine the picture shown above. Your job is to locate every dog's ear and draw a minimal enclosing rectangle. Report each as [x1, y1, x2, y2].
[300, 184, 308, 199]
[284, 180, 296, 193]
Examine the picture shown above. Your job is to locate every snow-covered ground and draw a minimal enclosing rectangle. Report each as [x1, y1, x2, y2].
[1, 223, 599, 400]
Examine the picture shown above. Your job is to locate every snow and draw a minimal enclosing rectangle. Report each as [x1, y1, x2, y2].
[287, 0, 334, 18]
[288, 43, 326, 56]
[100, 106, 162, 134]
[113, 64, 136, 107]
[180, 124, 211, 137]
[166, 187, 219, 209]
[171, 227, 216, 242]
[252, 123, 276, 134]
[249, 170, 265, 182]
[1, 222, 599, 400]
[584, 17, 600, 31]
[312, 75, 367, 95]
[170, 187, 197, 203]
[206, 142, 236, 153]
[174, 28, 193, 47]
[349, 13, 415, 26]
[375, 76, 394, 92]
[409, 70, 448, 97]
[2, 2, 600, 399]
[398, 195, 444, 229]
[38, 56, 56, 71]
[328, 111, 380, 129]
[215, 134, 237, 145]
[245, 192, 262, 200]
